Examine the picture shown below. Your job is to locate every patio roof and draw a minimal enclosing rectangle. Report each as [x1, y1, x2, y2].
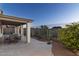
[0, 14, 32, 26]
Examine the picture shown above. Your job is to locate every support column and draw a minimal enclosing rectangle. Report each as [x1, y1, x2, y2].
[17, 26, 20, 36]
[0, 26, 1, 36]
[0, 22, 2, 37]
[0, 22, 1, 34]
[1, 25, 3, 35]
[15, 26, 17, 34]
[26, 23, 31, 43]
[21, 25, 24, 39]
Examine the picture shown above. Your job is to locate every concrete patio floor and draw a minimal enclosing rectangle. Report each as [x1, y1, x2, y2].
[0, 38, 52, 56]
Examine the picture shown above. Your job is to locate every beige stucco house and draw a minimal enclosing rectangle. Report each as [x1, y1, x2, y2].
[0, 10, 32, 43]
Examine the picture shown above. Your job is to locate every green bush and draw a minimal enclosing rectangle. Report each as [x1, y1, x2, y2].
[58, 23, 79, 50]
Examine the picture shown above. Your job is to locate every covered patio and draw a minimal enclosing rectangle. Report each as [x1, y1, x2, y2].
[0, 10, 32, 43]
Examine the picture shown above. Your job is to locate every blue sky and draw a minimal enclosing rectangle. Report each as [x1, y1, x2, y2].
[0, 3, 79, 26]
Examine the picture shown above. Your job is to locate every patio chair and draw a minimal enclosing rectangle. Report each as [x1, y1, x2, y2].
[4, 34, 21, 44]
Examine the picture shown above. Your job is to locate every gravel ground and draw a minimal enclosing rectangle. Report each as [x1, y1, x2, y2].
[0, 37, 52, 56]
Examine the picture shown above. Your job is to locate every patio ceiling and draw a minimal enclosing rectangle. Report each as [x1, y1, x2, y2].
[0, 15, 32, 26]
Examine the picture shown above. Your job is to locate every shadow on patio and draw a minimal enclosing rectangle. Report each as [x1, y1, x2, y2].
[0, 37, 52, 56]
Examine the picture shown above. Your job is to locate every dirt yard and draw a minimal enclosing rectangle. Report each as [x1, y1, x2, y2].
[52, 40, 75, 56]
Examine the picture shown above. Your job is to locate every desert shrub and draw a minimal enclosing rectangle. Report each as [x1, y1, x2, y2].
[58, 23, 79, 50]
[32, 25, 53, 41]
